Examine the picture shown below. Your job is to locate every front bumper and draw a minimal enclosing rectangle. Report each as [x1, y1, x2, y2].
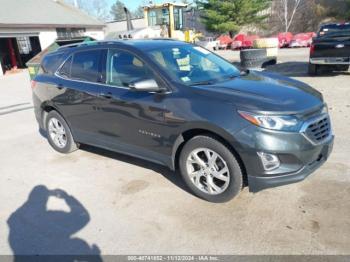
[233, 123, 334, 192]
[247, 137, 333, 192]
[310, 57, 350, 65]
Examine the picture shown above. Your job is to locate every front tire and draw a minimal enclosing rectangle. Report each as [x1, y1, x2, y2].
[179, 135, 243, 203]
[45, 111, 78, 154]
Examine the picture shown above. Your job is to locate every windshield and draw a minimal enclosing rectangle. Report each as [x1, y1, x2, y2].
[147, 44, 240, 86]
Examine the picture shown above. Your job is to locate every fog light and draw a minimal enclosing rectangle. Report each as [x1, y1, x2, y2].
[257, 152, 280, 171]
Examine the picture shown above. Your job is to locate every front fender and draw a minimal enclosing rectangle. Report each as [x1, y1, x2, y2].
[170, 121, 247, 170]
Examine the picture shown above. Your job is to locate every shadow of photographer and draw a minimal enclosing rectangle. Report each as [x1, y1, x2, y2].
[7, 185, 102, 262]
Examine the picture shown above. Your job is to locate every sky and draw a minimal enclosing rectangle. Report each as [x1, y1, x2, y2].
[106, 0, 188, 12]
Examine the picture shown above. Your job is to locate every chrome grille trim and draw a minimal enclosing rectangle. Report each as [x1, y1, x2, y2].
[300, 114, 332, 145]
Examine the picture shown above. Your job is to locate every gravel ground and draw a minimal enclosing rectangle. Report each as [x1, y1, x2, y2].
[0, 48, 349, 256]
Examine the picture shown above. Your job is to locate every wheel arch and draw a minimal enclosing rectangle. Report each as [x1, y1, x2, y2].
[171, 128, 248, 186]
[42, 105, 79, 154]
[40, 102, 62, 130]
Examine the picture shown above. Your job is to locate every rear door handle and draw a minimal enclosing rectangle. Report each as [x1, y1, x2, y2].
[99, 92, 113, 99]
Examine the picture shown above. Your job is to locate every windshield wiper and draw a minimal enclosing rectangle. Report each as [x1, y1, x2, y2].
[189, 72, 242, 86]
[240, 69, 250, 76]
[190, 80, 216, 86]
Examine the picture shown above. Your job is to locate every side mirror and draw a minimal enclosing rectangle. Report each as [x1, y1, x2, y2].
[240, 69, 250, 76]
[129, 79, 162, 92]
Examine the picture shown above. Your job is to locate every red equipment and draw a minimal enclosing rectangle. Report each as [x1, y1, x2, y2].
[231, 34, 260, 50]
[278, 32, 293, 48]
[217, 35, 232, 45]
[243, 35, 260, 48]
[306, 32, 317, 38]
[217, 34, 232, 49]
[289, 33, 313, 48]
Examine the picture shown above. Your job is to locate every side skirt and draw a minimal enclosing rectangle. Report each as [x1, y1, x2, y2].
[73, 130, 174, 170]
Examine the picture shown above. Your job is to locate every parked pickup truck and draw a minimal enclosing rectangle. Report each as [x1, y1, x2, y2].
[309, 23, 350, 75]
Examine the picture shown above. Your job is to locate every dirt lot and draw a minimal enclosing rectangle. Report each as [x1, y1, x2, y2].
[0, 48, 349, 256]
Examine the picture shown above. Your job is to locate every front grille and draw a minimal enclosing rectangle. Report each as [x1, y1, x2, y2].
[304, 115, 331, 144]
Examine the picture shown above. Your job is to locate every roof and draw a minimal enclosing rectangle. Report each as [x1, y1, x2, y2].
[0, 0, 104, 28]
[58, 39, 189, 52]
[117, 39, 188, 50]
[320, 22, 350, 28]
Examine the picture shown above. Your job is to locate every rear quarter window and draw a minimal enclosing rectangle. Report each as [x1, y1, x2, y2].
[57, 56, 72, 78]
[41, 52, 65, 75]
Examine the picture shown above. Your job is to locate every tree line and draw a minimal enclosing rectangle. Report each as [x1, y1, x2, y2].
[65, 0, 350, 34]
[198, 0, 350, 35]
[63, 0, 146, 22]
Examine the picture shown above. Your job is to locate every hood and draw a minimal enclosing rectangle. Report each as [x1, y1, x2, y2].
[192, 71, 323, 114]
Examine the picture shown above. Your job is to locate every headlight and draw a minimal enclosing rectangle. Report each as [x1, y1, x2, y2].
[321, 104, 328, 115]
[238, 111, 302, 132]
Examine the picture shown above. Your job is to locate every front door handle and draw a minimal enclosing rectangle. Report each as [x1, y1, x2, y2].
[99, 92, 112, 99]
[56, 84, 64, 90]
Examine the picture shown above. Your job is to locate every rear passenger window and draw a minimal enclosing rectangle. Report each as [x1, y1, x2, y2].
[71, 50, 101, 82]
[58, 56, 72, 78]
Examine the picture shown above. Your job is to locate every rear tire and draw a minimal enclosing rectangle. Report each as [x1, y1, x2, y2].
[45, 111, 78, 154]
[179, 135, 243, 203]
[308, 63, 318, 76]
[334, 65, 349, 72]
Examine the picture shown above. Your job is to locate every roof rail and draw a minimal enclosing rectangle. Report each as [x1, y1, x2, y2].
[57, 38, 181, 51]
[57, 43, 81, 50]
[57, 40, 125, 51]
[149, 38, 177, 41]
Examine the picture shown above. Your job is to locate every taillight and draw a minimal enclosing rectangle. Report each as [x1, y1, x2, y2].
[310, 44, 315, 56]
[31, 80, 37, 89]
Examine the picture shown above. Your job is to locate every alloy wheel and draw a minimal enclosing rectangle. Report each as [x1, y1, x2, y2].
[186, 148, 230, 195]
[48, 117, 67, 149]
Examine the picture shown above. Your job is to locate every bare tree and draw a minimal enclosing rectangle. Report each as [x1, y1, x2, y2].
[275, 0, 304, 32]
[90, 0, 110, 21]
[63, 0, 110, 21]
[266, 0, 347, 34]
[110, 0, 126, 21]
[132, 5, 145, 19]
[292, 0, 329, 32]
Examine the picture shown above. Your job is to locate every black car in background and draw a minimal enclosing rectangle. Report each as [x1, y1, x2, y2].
[32, 40, 333, 202]
[309, 22, 350, 75]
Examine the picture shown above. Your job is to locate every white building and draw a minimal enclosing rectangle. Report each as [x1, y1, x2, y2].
[105, 18, 146, 37]
[0, 0, 104, 74]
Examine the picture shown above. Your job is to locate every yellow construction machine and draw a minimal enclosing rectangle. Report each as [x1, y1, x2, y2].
[143, 2, 197, 42]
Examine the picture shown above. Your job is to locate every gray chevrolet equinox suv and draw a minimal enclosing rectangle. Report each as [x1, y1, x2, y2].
[32, 40, 334, 202]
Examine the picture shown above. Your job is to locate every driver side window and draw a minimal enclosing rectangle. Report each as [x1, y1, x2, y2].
[149, 48, 220, 84]
[106, 49, 156, 88]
